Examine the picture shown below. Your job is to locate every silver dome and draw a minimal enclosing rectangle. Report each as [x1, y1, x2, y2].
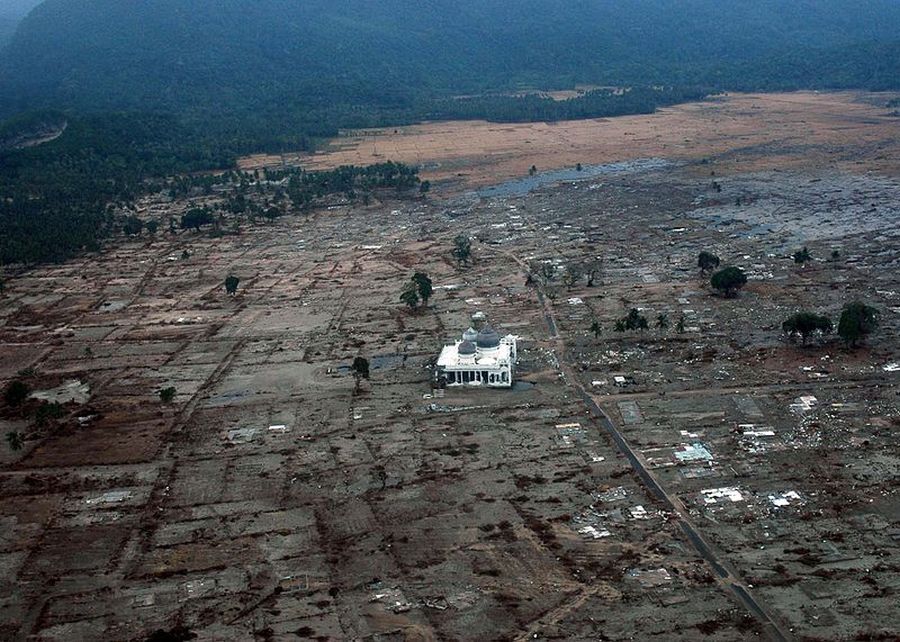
[458, 340, 476, 355]
[476, 326, 500, 349]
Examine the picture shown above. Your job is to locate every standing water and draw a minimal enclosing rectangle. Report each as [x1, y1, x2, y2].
[475, 158, 673, 199]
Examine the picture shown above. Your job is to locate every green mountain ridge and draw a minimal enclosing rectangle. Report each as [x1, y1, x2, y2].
[3, 0, 900, 121]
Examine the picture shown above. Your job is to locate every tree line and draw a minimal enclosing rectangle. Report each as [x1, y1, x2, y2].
[0, 108, 421, 266]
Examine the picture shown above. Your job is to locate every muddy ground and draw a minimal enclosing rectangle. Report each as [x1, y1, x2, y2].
[239, 91, 900, 191]
[1, 92, 898, 641]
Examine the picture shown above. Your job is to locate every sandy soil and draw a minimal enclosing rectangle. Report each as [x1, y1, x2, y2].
[239, 92, 900, 189]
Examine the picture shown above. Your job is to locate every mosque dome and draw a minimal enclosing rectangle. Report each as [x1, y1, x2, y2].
[462, 327, 478, 343]
[458, 340, 476, 355]
[476, 326, 500, 349]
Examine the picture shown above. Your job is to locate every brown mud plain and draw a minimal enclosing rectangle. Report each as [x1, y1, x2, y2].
[1, 91, 899, 641]
[239, 92, 900, 188]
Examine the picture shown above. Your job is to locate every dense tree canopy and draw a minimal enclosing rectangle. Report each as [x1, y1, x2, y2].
[782, 312, 833, 344]
[698, 251, 721, 273]
[837, 302, 879, 348]
[0, 116, 420, 265]
[4, 1, 900, 122]
[711, 267, 748, 298]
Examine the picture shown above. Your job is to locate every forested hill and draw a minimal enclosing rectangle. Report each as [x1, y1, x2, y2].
[3, 0, 900, 122]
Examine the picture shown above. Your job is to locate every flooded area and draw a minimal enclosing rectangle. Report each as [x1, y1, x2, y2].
[475, 158, 673, 198]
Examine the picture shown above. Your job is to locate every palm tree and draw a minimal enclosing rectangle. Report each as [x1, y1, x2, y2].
[6, 431, 24, 451]
[351, 356, 370, 394]
[400, 281, 419, 309]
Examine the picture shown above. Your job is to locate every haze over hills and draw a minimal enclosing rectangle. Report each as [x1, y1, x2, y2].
[0, 0, 41, 45]
[3, 0, 900, 123]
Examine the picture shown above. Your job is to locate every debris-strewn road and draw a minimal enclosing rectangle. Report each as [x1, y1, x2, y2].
[503, 245, 794, 642]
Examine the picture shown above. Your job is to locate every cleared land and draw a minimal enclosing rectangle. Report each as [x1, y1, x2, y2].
[1, 91, 899, 641]
[239, 92, 900, 188]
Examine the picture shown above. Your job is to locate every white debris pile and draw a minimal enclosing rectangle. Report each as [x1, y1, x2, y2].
[768, 490, 802, 509]
[739, 424, 778, 454]
[370, 586, 413, 613]
[790, 395, 819, 414]
[701, 487, 745, 505]
[674, 442, 713, 463]
[740, 426, 776, 438]
[555, 423, 585, 448]
[571, 508, 612, 539]
[594, 486, 629, 503]
[800, 365, 829, 379]
[181, 578, 216, 600]
[577, 524, 612, 539]
[225, 427, 258, 443]
[627, 567, 672, 588]
[628, 505, 650, 520]
[84, 489, 134, 506]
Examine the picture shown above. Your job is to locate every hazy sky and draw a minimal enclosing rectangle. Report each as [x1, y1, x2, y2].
[0, 0, 42, 18]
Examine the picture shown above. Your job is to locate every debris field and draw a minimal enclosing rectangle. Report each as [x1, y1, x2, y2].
[1, 93, 899, 641]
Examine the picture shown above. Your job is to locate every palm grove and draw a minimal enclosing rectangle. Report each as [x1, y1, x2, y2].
[562, 249, 879, 349]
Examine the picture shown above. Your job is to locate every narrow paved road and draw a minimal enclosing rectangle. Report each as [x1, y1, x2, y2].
[498, 246, 793, 642]
[593, 377, 891, 402]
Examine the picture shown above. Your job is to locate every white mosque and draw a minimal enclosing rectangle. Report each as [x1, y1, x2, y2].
[435, 322, 518, 388]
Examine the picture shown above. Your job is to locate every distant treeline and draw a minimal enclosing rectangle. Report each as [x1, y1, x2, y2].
[0, 111, 423, 265]
[0, 112, 235, 264]
[426, 87, 710, 123]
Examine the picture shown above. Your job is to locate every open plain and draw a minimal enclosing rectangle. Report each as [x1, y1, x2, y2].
[1, 91, 899, 641]
[239, 92, 900, 190]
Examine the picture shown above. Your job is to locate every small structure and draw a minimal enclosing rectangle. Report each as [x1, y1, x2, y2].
[435, 322, 517, 388]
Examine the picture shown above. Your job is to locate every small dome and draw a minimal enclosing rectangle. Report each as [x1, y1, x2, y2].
[458, 340, 476, 355]
[476, 326, 500, 349]
[462, 327, 478, 343]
